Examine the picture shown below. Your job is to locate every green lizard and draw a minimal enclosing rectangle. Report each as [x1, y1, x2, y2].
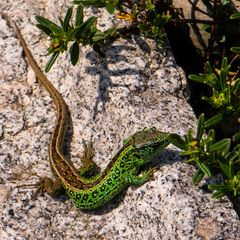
[11, 18, 170, 210]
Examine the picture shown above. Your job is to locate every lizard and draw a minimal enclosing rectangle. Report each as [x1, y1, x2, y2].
[9, 18, 171, 210]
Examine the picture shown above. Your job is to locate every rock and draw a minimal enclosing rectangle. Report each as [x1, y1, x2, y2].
[0, 1, 239, 239]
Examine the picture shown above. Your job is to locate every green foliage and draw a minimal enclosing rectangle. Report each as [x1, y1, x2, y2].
[35, 5, 117, 71]
[137, 6, 171, 46]
[170, 47, 240, 199]
[169, 1, 240, 203]
[189, 54, 240, 113]
[74, 0, 171, 46]
[230, 12, 240, 20]
[35, 1, 171, 71]
[170, 112, 240, 198]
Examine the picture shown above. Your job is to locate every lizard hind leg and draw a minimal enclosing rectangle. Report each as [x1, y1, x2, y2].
[78, 139, 101, 179]
[14, 165, 64, 199]
[32, 177, 63, 199]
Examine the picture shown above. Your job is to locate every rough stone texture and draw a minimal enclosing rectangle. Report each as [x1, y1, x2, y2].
[0, 1, 239, 239]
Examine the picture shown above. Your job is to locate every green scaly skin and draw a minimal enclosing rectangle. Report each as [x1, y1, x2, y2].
[66, 128, 170, 210]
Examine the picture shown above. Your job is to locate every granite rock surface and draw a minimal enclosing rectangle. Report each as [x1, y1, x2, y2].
[0, 1, 239, 239]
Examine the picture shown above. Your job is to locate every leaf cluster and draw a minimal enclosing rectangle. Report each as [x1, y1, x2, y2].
[35, 1, 172, 71]
[170, 47, 240, 199]
[36, 5, 116, 72]
[74, 0, 171, 46]
[189, 48, 240, 112]
[170, 113, 240, 198]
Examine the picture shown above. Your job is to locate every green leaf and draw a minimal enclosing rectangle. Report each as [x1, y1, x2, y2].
[59, 17, 64, 29]
[219, 68, 227, 90]
[188, 74, 205, 83]
[201, 24, 211, 32]
[193, 169, 205, 185]
[219, 35, 226, 43]
[131, 4, 138, 19]
[36, 24, 52, 36]
[69, 42, 80, 66]
[75, 4, 84, 26]
[92, 31, 106, 42]
[202, 129, 215, 150]
[221, 57, 228, 69]
[206, 61, 214, 74]
[208, 183, 233, 191]
[35, 15, 56, 28]
[189, 72, 217, 88]
[197, 162, 211, 177]
[230, 13, 240, 20]
[104, 27, 117, 37]
[106, 4, 115, 14]
[35, 16, 62, 34]
[209, 138, 231, 156]
[204, 129, 215, 146]
[45, 51, 60, 72]
[226, 85, 231, 105]
[219, 161, 232, 178]
[230, 144, 240, 156]
[63, 7, 73, 31]
[66, 25, 81, 41]
[204, 113, 224, 128]
[182, 149, 200, 156]
[185, 157, 197, 163]
[221, 59, 231, 80]
[186, 128, 193, 143]
[168, 133, 187, 150]
[231, 47, 240, 54]
[212, 190, 226, 199]
[233, 132, 240, 142]
[233, 78, 240, 96]
[74, 16, 97, 39]
[197, 113, 205, 142]
[221, 0, 229, 5]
